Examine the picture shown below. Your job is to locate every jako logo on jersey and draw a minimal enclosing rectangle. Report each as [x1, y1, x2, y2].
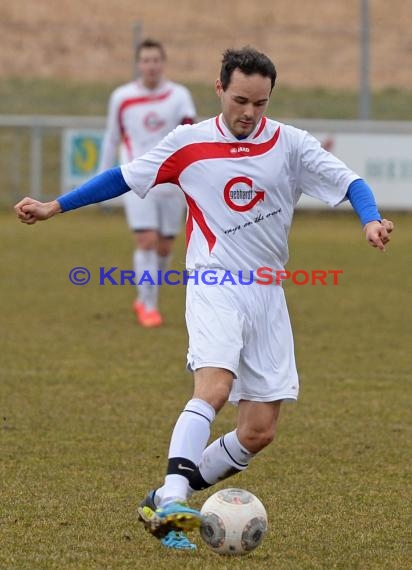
[230, 146, 250, 154]
[144, 112, 166, 132]
[224, 176, 265, 212]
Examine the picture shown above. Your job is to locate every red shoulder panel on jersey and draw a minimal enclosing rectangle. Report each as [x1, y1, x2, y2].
[153, 126, 281, 186]
[118, 90, 173, 153]
[118, 90, 173, 120]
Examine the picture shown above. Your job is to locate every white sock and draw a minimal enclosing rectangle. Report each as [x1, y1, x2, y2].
[156, 398, 216, 506]
[135, 249, 158, 310]
[197, 429, 255, 486]
[157, 253, 172, 274]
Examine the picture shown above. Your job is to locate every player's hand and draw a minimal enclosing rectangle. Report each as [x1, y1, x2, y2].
[363, 219, 394, 251]
[14, 198, 62, 225]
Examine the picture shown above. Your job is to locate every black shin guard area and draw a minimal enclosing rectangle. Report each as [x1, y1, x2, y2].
[167, 457, 197, 481]
[188, 469, 212, 491]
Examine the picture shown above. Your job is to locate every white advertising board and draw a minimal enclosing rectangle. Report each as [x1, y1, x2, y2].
[298, 131, 412, 210]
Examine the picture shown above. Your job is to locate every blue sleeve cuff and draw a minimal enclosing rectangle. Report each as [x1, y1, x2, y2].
[57, 167, 130, 212]
[346, 179, 381, 226]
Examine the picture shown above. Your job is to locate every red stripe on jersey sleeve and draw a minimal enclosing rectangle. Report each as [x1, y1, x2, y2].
[153, 126, 281, 186]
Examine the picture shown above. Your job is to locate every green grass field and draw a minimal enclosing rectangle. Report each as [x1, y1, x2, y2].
[1, 208, 411, 569]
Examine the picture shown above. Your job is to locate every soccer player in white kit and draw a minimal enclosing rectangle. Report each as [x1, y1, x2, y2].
[15, 47, 394, 551]
[99, 39, 196, 327]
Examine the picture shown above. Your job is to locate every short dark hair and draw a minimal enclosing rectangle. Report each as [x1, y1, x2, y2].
[136, 39, 166, 61]
[220, 47, 277, 91]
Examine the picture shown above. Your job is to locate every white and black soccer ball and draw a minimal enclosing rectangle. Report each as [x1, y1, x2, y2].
[200, 488, 268, 555]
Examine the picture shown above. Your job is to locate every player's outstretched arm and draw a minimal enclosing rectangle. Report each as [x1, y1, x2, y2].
[363, 219, 394, 251]
[346, 179, 394, 252]
[15, 197, 61, 225]
[14, 167, 130, 226]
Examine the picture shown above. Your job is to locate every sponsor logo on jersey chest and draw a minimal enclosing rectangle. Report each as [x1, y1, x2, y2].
[224, 176, 265, 212]
[144, 112, 166, 132]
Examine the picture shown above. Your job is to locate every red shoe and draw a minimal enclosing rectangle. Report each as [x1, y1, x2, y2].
[133, 301, 163, 327]
[140, 308, 163, 328]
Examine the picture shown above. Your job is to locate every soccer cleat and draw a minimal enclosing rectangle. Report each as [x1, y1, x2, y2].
[137, 500, 202, 538]
[137, 505, 162, 536]
[133, 301, 163, 327]
[137, 505, 196, 549]
[151, 501, 203, 533]
[139, 489, 157, 511]
[161, 530, 197, 550]
[139, 308, 163, 328]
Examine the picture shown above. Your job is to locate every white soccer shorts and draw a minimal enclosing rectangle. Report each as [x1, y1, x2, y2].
[124, 184, 186, 237]
[186, 271, 299, 404]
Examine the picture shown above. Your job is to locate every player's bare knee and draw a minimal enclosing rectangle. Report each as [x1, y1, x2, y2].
[157, 244, 171, 257]
[238, 427, 276, 453]
[158, 236, 174, 257]
[134, 230, 158, 250]
[193, 367, 233, 412]
[193, 385, 230, 412]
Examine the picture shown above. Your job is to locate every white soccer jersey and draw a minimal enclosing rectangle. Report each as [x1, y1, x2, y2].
[121, 114, 360, 274]
[99, 79, 196, 169]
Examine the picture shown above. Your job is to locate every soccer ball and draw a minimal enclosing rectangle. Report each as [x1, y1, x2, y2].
[200, 488, 268, 555]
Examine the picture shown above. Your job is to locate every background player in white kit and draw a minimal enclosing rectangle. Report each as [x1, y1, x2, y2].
[15, 47, 394, 551]
[99, 39, 196, 327]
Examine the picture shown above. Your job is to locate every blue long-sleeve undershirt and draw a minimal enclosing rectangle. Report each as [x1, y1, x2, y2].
[346, 178, 381, 226]
[57, 167, 130, 212]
